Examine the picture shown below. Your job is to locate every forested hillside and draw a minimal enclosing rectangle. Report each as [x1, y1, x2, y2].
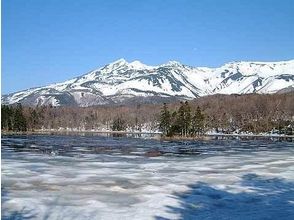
[2, 93, 293, 135]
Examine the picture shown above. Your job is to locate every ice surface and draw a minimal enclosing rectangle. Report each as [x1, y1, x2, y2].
[1, 135, 294, 220]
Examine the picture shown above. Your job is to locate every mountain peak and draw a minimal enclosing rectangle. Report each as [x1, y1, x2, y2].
[163, 61, 184, 67]
[99, 58, 128, 73]
[3, 58, 294, 107]
[104, 59, 154, 70]
[109, 58, 128, 66]
[129, 60, 153, 70]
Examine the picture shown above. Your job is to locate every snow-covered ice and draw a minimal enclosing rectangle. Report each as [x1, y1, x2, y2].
[1, 135, 294, 219]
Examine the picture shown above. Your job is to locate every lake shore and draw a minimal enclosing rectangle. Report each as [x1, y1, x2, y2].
[1, 129, 162, 136]
[1, 129, 293, 140]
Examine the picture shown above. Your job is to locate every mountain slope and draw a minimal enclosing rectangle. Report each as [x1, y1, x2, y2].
[2, 59, 294, 107]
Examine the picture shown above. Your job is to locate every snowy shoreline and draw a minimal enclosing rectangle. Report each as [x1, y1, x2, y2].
[2, 130, 293, 140]
[1, 129, 162, 136]
[206, 132, 294, 138]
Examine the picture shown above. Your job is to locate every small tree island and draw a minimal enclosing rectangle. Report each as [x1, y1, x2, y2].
[159, 101, 205, 137]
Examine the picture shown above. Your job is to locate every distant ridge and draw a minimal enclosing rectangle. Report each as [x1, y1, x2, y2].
[2, 59, 294, 107]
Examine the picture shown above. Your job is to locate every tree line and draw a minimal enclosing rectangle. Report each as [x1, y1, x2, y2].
[1, 93, 294, 135]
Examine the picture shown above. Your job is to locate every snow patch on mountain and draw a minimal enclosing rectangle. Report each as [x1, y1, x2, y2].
[2, 59, 294, 107]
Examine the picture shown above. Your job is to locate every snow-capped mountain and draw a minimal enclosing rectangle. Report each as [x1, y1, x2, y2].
[2, 59, 294, 107]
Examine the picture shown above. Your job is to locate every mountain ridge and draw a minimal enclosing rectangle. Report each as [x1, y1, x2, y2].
[2, 59, 294, 107]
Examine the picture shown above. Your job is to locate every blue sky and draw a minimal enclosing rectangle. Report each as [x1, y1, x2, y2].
[2, 0, 294, 94]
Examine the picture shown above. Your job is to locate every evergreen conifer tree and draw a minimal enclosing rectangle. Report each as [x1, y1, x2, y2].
[13, 103, 27, 132]
[30, 109, 39, 130]
[176, 102, 185, 136]
[1, 105, 10, 130]
[159, 103, 171, 135]
[112, 115, 126, 131]
[191, 106, 205, 135]
[183, 101, 191, 136]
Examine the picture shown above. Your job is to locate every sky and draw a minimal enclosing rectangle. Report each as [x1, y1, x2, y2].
[2, 0, 294, 94]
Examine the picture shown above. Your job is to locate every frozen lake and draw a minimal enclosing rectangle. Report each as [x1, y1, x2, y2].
[1, 134, 294, 220]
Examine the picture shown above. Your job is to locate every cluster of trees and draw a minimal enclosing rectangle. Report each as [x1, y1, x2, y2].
[1, 104, 27, 131]
[159, 102, 205, 136]
[1, 93, 293, 135]
[111, 116, 127, 131]
[158, 93, 294, 136]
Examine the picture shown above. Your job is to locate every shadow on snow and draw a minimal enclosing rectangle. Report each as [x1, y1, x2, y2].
[155, 174, 294, 220]
[1, 187, 37, 220]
